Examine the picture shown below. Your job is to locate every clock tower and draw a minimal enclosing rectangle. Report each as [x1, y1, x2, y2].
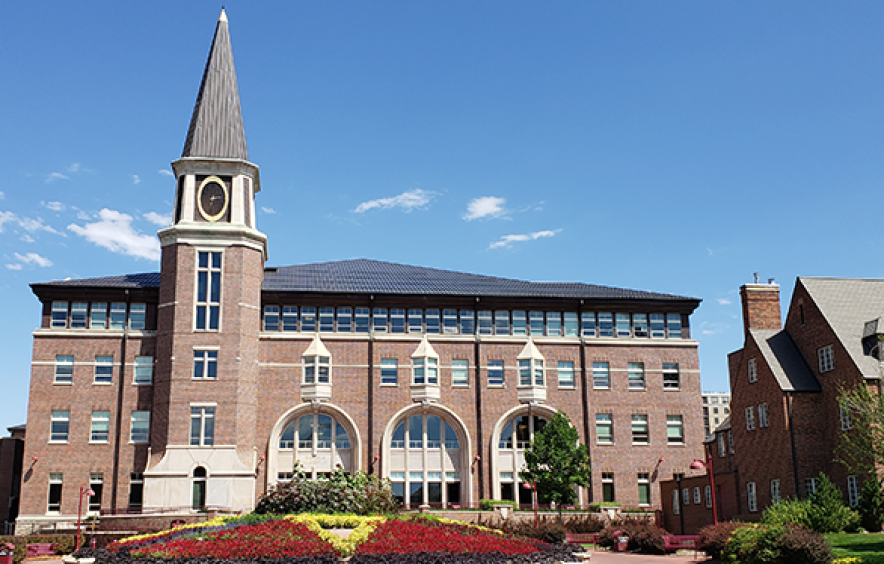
[148, 9, 267, 511]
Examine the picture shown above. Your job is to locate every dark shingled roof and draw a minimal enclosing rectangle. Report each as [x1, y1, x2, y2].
[181, 9, 248, 160]
[263, 259, 696, 301]
[33, 273, 161, 289]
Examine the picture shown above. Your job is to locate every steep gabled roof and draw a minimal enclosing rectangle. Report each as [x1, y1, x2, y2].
[800, 277, 884, 379]
[749, 328, 820, 392]
[262, 259, 699, 303]
[181, 9, 248, 160]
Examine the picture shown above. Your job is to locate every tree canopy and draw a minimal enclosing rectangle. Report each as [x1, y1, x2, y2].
[837, 384, 884, 475]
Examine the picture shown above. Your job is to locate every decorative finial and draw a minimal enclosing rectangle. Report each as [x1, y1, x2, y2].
[219, 7, 228, 22]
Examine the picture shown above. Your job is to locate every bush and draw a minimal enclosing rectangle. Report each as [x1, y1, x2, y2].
[562, 513, 605, 533]
[0, 534, 77, 563]
[857, 474, 884, 532]
[723, 524, 832, 564]
[479, 499, 517, 511]
[499, 517, 567, 544]
[697, 521, 742, 560]
[253, 463, 398, 515]
[597, 517, 666, 554]
[762, 498, 813, 528]
[807, 473, 860, 533]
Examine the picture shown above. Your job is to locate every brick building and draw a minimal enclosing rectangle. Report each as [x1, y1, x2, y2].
[660, 277, 883, 533]
[1, 425, 24, 534]
[17, 10, 704, 531]
[702, 391, 730, 437]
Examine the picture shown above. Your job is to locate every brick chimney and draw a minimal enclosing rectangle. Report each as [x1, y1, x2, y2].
[740, 278, 782, 335]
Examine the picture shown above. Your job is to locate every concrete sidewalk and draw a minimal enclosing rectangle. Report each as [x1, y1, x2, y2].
[576, 551, 709, 563]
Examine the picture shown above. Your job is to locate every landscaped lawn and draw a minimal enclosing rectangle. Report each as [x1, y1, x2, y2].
[828, 533, 884, 564]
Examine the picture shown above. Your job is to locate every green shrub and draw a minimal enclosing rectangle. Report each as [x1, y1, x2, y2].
[723, 524, 832, 564]
[253, 463, 398, 515]
[762, 498, 813, 528]
[808, 474, 860, 533]
[479, 499, 517, 511]
[697, 521, 742, 559]
[857, 474, 884, 532]
[0, 534, 77, 563]
[597, 517, 666, 554]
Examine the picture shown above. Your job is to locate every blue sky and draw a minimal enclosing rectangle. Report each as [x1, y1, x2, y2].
[1, 2, 883, 433]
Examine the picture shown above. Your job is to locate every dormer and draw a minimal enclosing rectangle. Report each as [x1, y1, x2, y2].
[301, 334, 332, 402]
[517, 339, 546, 405]
[411, 336, 440, 403]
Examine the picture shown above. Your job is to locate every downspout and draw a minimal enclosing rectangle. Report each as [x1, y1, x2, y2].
[473, 298, 484, 501]
[110, 289, 130, 510]
[577, 300, 592, 503]
[367, 296, 375, 473]
[786, 392, 800, 498]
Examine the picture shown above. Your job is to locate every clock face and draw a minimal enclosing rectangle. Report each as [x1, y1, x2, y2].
[197, 176, 229, 222]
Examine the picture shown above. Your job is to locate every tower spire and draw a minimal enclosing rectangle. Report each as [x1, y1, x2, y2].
[181, 8, 248, 160]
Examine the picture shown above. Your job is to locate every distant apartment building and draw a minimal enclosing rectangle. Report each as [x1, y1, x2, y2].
[702, 392, 730, 436]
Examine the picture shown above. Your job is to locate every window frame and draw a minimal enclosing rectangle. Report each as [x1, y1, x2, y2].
[631, 414, 649, 445]
[628, 362, 646, 390]
[130, 411, 150, 444]
[190, 405, 216, 446]
[94, 355, 114, 385]
[758, 403, 768, 428]
[747, 481, 757, 512]
[194, 250, 222, 331]
[90, 411, 110, 443]
[745, 406, 756, 431]
[487, 360, 504, 387]
[193, 349, 218, 380]
[451, 359, 469, 387]
[54, 355, 74, 385]
[663, 363, 680, 390]
[593, 361, 610, 389]
[557, 361, 575, 389]
[818, 345, 835, 373]
[596, 413, 613, 444]
[134, 356, 154, 385]
[666, 414, 684, 445]
[51, 301, 68, 328]
[50, 410, 70, 443]
[380, 358, 398, 386]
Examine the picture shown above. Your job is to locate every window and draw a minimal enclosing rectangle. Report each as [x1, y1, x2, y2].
[547, 312, 562, 336]
[602, 472, 615, 503]
[71, 302, 88, 328]
[494, 310, 510, 335]
[637, 473, 651, 505]
[771, 479, 781, 504]
[94, 355, 113, 384]
[50, 410, 70, 442]
[529, 311, 544, 335]
[518, 359, 544, 387]
[381, 359, 398, 385]
[195, 251, 222, 330]
[718, 433, 726, 457]
[672, 489, 680, 515]
[557, 361, 575, 388]
[663, 363, 680, 390]
[616, 314, 631, 337]
[705, 485, 713, 508]
[129, 303, 146, 330]
[633, 314, 648, 337]
[593, 362, 610, 389]
[748, 358, 757, 383]
[337, 307, 353, 332]
[372, 308, 388, 333]
[319, 307, 334, 332]
[89, 473, 103, 512]
[413, 357, 438, 385]
[581, 312, 596, 337]
[90, 411, 110, 443]
[443, 310, 458, 334]
[598, 313, 614, 337]
[758, 403, 769, 428]
[693, 487, 701, 504]
[193, 350, 218, 379]
[128, 473, 143, 509]
[91, 303, 107, 329]
[304, 356, 330, 384]
[110, 302, 127, 329]
[745, 406, 756, 431]
[667, 314, 683, 338]
[818, 345, 834, 373]
[847, 476, 859, 508]
[747, 481, 757, 512]
[263, 306, 280, 331]
[282, 306, 298, 331]
[193, 467, 207, 509]
[302, 306, 318, 332]
[48, 473, 63, 513]
[51, 301, 68, 328]
[408, 309, 423, 333]
[650, 313, 665, 338]
[628, 362, 645, 389]
[190, 406, 215, 446]
[425, 309, 440, 334]
[130, 411, 150, 443]
[666, 415, 684, 444]
[487, 360, 504, 386]
[564, 312, 578, 336]
[840, 405, 852, 430]
[55, 355, 74, 384]
[134, 356, 153, 385]
[451, 359, 469, 386]
[683, 488, 690, 505]
[596, 414, 613, 444]
[728, 430, 734, 454]
[478, 310, 493, 335]
[460, 310, 474, 334]
[631, 414, 649, 444]
[805, 478, 817, 497]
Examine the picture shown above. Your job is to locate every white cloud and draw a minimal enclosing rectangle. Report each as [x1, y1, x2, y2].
[67, 163, 81, 173]
[158, 169, 174, 177]
[489, 229, 561, 249]
[68, 209, 160, 261]
[464, 196, 507, 221]
[0, 192, 5, 200]
[354, 189, 433, 213]
[14, 252, 53, 268]
[20, 234, 34, 243]
[45, 172, 69, 183]
[143, 211, 171, 226]
[5, 263, 22, 270]
[133, 175, 141, 185]
[77, 211, 91, 220]
[717, 298, 732, 305]
[0, 211, 61, 235]
[43, 201, 65, 212]
[261, 207, 276, 214]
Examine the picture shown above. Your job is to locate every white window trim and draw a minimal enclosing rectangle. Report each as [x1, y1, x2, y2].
[748, 358, 757, 383]
[193, 249, 223, 332]
[818, 345, 834, 373]
[747, 481, 757, 512]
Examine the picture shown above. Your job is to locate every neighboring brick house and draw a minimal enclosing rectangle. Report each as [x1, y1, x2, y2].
[660, 277, 883, 533]
[1, 425, 24, 533]
[16, 10, 705, 532]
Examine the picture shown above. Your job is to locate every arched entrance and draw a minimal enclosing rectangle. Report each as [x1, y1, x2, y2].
[490, 405, 557, 505]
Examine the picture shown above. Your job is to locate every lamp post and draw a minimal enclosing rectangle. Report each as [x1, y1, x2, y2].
[691, 451, 719, 525]
[521, 479, 538, 528]
[75, 487, 96, 551]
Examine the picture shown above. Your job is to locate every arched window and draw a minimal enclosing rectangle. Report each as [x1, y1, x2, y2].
[388, 413, 462, 508]
[278, 413, 351, 480]
[192, 466, 207, 509]
[496, 413, 547, 505]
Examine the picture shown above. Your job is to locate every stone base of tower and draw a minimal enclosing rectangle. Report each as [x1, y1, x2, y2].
[144, 445, 257, 512]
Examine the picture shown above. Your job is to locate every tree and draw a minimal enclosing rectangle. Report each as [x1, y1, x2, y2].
[521, 411, 591, 520]
[837, 384, 884, 475]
